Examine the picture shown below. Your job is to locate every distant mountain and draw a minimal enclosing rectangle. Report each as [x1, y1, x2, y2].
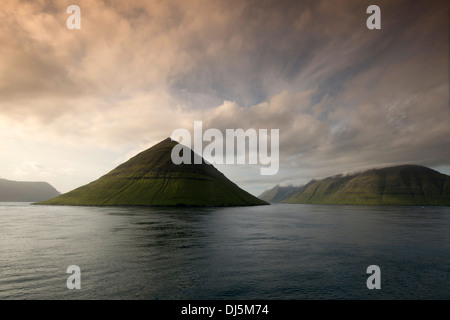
[0, 178, 60, 202]
[38, 138, 268, 207]
[258, 184, 298, 203]
[259, 165, 450, 206]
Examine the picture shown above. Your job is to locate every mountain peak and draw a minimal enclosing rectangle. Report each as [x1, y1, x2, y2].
[39, 138, 268, 207]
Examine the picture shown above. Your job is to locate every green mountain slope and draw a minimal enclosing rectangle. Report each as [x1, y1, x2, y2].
[260, 165, 450, 206]
[0, 179, 60, 202]
[38, 138, 268, 207]
[258, 184, 298, 203]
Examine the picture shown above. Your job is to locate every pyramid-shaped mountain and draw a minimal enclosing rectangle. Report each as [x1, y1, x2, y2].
[38, 138, 268, 207]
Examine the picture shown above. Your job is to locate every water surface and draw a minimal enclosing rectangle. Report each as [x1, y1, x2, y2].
[0, 203, 449, 299]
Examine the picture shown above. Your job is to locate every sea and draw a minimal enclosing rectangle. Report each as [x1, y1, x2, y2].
[0, 202, 449, 300]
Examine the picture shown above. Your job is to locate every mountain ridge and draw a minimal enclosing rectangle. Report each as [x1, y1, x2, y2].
[259, 164, 450, 206]
[0, 178, 60, 202]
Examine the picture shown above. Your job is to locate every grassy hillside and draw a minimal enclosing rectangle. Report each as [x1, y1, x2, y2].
[258, 185, 298, 203]
[0, 179, 60, 202]
[38, 138, 268, 207]
[260, 165, 450, 206]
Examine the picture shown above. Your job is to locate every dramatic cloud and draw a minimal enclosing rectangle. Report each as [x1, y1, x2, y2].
[0, 0, 448, 194]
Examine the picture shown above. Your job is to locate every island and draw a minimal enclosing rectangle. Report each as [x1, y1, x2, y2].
[259, 165, 450, 206]
[37, 138, 268, 207]
[0, 178, 60, 202]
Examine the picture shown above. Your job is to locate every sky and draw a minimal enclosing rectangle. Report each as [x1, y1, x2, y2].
[0, 0, 449, 196]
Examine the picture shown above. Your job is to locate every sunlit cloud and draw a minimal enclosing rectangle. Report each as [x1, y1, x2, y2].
[0, 0, 448, 195]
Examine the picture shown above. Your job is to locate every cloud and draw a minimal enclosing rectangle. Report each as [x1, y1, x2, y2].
[0, 0, 448, 195]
